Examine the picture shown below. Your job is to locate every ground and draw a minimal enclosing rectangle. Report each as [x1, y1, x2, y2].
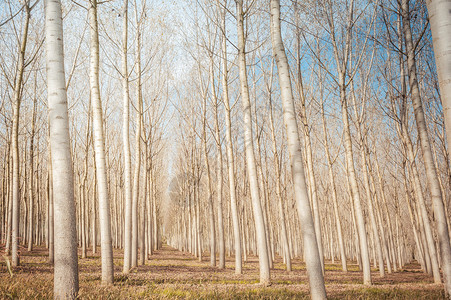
[0, 244, 446, 299]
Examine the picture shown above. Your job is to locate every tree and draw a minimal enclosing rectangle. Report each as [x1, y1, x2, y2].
[383, 10, 440, 279]
[270, 0, 326, 298]
[47, 148, 54, 264]
[219, 0, 242, 274]
[211, 52, 225, 269]
[292, 2, 324, 271]
[131, 27, 142, 267]
[122, 0, 133, 274]
[402, 0, 451, 295]
[425, 0, 451, 294]
[88, 0, 114, 285]
[27, 87, 37, 252]
[318, 0, 374, 284]
[11, 0, 31, 267]
[266, 64, 291, 272]
[426, 0, 451, 156]
[235, 0, 270, 285]
[44, 0, 79, 297]
[319, 85, 347, 272]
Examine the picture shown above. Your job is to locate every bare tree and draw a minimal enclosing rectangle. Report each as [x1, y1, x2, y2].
[88, 0, 114, 285]
[11, 0, 31, 267]
[270, 0, 326, 298]
[45, 0, 79, 297]
[402, 0, 451, 295]
[235, 0, 270, 285]
[122, 0, 133, 274]
[220, 0, 242, 274]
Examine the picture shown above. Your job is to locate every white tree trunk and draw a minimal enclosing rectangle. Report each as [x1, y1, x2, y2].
[295, 53, 324, 270]
[44, 0, 79, 297]
[339, 73, 372, 285]
[47, 147, 54, 264]
[211, 61, 225, 269]
[122, 0, 133, 274]
[236, 0, 270, 285]
[140, 141, 147, 265]
[427, 0, 451, 161]
[403, 0, 451, 294]
[136, 24, 145, 266]
[5, 144, 12, 256]
[426, 0, 451, 294]
[268, 91, 291, 272]
[202, 93, 216, 268]
[350, 88, 385, 277]
[131, 73, 142, 268]
[220, 3, 242, 274]
[11, 2, 30, 268]
[270, 1, 326, 298]
[320, 102, 347, 272]
[400, 123, 441, 280]
[88, 0, 114, 284]
[27, 96, 36, 252]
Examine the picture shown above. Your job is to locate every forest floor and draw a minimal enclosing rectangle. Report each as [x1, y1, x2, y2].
[0, 244, 446, 299]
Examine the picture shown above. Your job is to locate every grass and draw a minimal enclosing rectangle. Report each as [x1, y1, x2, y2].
[330, 287, 445, 299]
[0, 244, 447, 299]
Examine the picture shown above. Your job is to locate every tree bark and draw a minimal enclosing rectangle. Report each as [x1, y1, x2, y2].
[27, 93, 37, 252]
[350, 86, 385, 277]
[402, 0, 451, 294]
[131, 68, 142, 269]
[270, 1, 326, 298]
[45, 0, 79, 297]
[426, 0, 451, 163]
[236, 0, 270, 285]
[268, 85, 291, 272]
[211, 59, 225, 269]
[11, 1, 31, 267]
[293, 33, 324, 270]
[47, 149, 54, 264]
[88, 0, 114, 284]
[201, 86, 216, 268]
[122, 0, 133, 274]
[320, 101, 347, 272]
[220, 2, 242, 274]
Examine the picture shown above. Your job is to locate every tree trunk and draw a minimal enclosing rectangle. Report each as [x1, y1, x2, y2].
[47, 151, 54, 264]
[339, 74, 372, 285]
[5, 142, 12, 255]
[425, 0, 451, 295]
[220, 3, 242, 274]
[236, 0, 270, 285]
[426, 0, 451, 162]
[131, 98, 142, 266]
[402, 0, 451, 294]
[11, 1, 31, 268]
[350, 86, 385, 277]
[294, 41, 324, 270]
[140, 144, 147, 265]
[88, 0, 114, 284]
[122, 0, 133, 274]
[27, 94, 37, 252]
[320, 101, 347, 272]
[45, 0, 79, 297]
[268, 86, 291, 272]
[270, 1, 326, 298]
[368, 161, 392, 274]
[201, 95, 216, 267]
[211, 61, 225, 269]
[131, 69, 142, 269]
